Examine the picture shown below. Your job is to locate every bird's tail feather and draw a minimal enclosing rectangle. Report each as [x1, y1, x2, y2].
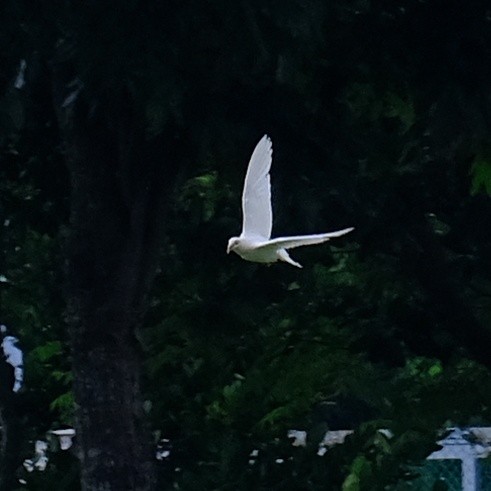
[277, 249, 303, 268]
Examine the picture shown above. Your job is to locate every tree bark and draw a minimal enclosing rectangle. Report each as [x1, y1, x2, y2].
[51, 56, 177, 490]
[0, 361, 22, 491]
[69, 312, 155, 491]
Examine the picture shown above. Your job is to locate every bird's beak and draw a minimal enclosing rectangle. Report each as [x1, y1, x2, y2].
[226, 245, 231, 254]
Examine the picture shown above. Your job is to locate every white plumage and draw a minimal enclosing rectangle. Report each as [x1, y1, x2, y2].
[227, 135, 354, 268]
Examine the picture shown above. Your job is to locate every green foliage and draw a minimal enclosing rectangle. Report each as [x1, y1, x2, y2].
[178, 172, 227, 224]
[345, 85, 415, 133]
[471, 155, 491, 196]
[342, 455, 371, 491]
[50, 392, 75, 422]
[0, 118, 73, 488]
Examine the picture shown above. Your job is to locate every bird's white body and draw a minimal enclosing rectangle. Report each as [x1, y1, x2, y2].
[231, 236, 277, 263]
[227, 135, 353, 268]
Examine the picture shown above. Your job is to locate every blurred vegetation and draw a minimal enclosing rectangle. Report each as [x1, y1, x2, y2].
[1, 0, 491, 489]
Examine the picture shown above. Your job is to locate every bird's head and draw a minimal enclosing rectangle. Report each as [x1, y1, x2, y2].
[227, 237, 241, 254]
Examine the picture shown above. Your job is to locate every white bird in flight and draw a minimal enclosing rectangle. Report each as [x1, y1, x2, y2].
[227, 135, 354, 268]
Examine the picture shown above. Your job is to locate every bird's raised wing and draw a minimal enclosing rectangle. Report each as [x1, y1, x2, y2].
[256, 227, 354, 250]
[241, 135, 273, 239]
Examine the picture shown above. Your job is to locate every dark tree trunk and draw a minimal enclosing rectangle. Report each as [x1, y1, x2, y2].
[0, 362, 22, 491]
[69, 313, 154, 491]
[51, 56, 179, 490]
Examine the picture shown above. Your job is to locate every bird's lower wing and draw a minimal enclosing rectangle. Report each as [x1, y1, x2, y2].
[258, 227, 354, 250]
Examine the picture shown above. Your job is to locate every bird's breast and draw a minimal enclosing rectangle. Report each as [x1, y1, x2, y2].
[234, 238, 278, 264]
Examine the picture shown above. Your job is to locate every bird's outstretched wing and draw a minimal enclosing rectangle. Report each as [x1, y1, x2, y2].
[257, 227, 354, 250]
[241, 135, 273, 239]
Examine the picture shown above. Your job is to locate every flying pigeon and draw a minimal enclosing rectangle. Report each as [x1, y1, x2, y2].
[227, 135, 353, 268]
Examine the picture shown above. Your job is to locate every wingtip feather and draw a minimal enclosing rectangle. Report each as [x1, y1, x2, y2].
[331, 227, 354, 237]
